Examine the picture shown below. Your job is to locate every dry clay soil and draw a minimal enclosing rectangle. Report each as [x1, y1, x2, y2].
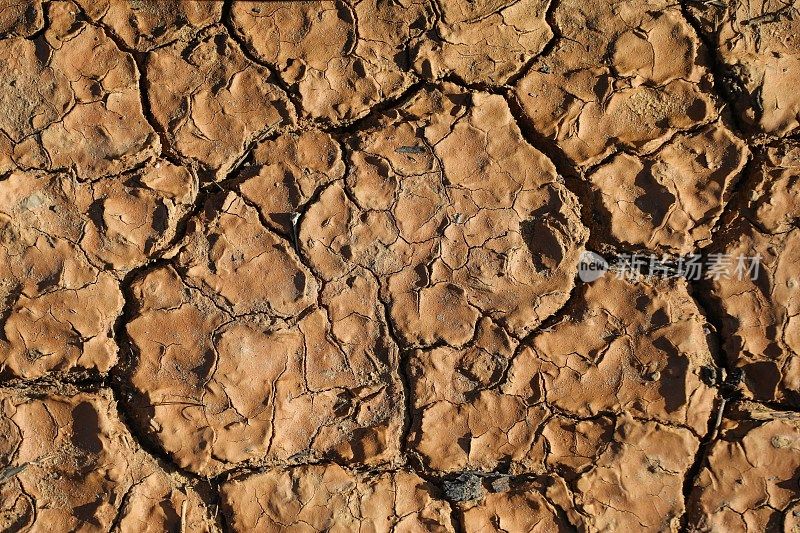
[1, 0, 799, 532]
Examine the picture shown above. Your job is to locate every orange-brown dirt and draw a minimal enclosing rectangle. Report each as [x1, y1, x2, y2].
[1, 1, 798, 531]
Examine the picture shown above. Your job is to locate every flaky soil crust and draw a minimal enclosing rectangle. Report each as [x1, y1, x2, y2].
[1, 1, 798, 532]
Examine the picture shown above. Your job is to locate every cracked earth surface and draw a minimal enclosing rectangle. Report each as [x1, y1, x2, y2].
[0, 0, 798, 531]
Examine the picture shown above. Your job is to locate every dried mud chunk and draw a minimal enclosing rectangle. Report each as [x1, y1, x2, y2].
[745, 142, 800, 234]
[300, 84, 587, 346]
[0, 3, 159, 178]
[410, 318, 517, 409]
[0, 172, 123, 379]
[505, 275, 717, 434]
[236, 130, 345, 236]
[540, 413, 616, 480]
[413, 0, 552, 85]
[459, 475, 579, 532]
[145, 26, 294, 179]
[0, 389, 214, 532]
[408, 317, 549, 471]
[408, 276, 714, 472]
[81, 160, 197, 272]
[0, 0, 43, 37]
[412, 389, 548, 472]
[687, 403, 800, 531]
[587, 123, 748, 254]
[124, 193, 402, 475]
[515, 0, 717, 168]
[221, 464, 454, 532]
[0, 161, 194, 379]
[0, 38, 72, 155]
[707, 221, 800, 405]
[230, 0, 435, 124]
[175, 193, 317, 317]
[786, 502, 800, 533]
[719, 146, 800, 404]
[687, 0, 800, 136]
[75, 0, 221, 51]
[576, 415, 699, 531]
